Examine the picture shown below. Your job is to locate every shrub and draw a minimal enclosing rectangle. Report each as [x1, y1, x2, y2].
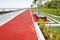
[38, 19, 46, 30]
[38, 18, 60, 40]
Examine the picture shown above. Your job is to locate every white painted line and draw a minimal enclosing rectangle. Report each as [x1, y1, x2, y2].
[46, 24, 60, 27]
[46, 13, 60, 18]
[30, 11, 45, 40]
[45, 13, 60, 23]
[0, 9, 27, 27]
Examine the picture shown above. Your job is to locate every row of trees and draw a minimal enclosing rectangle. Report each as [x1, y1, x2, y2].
[45, 0, 60, 9]
[31, 0, 60, 9]
[40, 0, 60, 16]
[31, 0, 42, 13]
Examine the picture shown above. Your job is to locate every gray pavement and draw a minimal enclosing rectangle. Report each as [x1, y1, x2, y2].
[0, 9, 25, 26]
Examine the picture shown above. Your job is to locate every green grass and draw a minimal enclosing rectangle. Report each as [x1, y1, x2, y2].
[41, 8, 60, 16]
[40, 12, 60, 22]
[44, 13, 60, 22]
[50, 26, 60, 35]
[39, 8, 60, 22]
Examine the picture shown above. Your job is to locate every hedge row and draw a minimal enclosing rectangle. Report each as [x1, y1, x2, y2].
[38, 19, 60, 40]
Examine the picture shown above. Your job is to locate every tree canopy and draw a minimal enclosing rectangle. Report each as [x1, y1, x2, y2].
[45, 0, 60, 9]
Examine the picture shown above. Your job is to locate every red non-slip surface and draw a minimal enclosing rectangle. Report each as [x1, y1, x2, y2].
[32, 14, 38, 22]
[0, 10, 38, 40]
[33, 14, 51, 22]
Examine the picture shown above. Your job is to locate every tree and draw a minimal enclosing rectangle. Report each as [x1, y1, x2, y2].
[45, 0, 60, 9]
[33, 0, 42, 12]
[33, 0, 37, 5]
[45, 1, 51, 8]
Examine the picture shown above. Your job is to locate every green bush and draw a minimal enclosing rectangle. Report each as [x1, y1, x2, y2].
[31, 8, 37, 13]
[31, 8, 35, 13]
[38, 19, 46, 30]
[38, 18, 60, 40]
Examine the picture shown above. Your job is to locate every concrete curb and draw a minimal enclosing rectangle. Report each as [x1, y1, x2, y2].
[30, 11, 45, 40]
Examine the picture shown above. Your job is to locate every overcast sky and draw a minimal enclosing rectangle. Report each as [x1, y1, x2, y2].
[0, 0, 33, 8]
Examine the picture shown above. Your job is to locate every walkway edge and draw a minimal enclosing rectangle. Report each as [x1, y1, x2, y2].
[30, 11, 45, 40]
[34, 22, 46, 40]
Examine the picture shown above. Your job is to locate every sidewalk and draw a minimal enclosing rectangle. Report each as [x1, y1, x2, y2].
[0, 9, 38, 40]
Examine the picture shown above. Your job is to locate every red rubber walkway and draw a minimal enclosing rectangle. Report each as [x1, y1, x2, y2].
[0, 9, 38, 40]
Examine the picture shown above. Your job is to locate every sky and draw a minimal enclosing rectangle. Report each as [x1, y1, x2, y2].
[0, 0, 33, 8]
